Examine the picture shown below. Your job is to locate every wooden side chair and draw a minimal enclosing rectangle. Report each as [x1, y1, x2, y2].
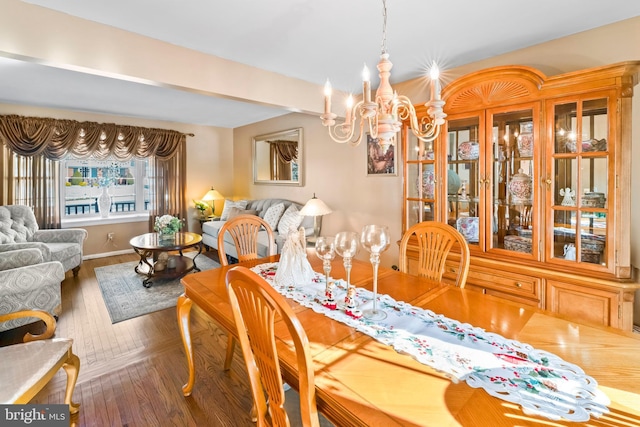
[218, 214, 277, 370]
[0, 310, 80, 414]
[226, 266, 320, 427]
[399, 222, 470, 288]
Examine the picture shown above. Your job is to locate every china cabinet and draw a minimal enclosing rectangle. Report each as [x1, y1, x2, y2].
[401, 62, 640, 330]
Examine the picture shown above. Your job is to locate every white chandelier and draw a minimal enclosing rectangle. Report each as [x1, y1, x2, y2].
[320, 0, 446, 146]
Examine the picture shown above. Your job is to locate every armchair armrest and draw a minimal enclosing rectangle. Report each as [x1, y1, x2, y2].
[0, 242, 51, 261]
[0, 261, 64, 291]
[33, 228, 88, 245]
[0, 248, 43, 271]
[0, 310, 56, 342]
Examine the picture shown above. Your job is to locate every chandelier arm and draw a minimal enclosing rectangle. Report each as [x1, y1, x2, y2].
[394, 96, 442, 143]
[325, 100, 372, 145]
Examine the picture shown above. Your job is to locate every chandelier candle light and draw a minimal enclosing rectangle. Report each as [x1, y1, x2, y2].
[321, 0, 446, 146]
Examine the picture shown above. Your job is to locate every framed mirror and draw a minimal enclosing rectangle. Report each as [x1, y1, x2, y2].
[253, 128, 303, 186]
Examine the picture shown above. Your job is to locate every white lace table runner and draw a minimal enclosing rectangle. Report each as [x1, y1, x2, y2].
[250, 262, 610, 422]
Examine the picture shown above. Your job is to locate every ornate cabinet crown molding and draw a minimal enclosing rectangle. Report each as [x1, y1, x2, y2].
[443, 66, 545, 113]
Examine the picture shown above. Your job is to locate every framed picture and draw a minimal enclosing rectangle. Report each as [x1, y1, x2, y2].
[366, 134, 397, 176]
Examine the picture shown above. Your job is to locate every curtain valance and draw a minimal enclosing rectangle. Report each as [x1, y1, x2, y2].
[0, 114, 192, 161]
[268, 139, 298, 163]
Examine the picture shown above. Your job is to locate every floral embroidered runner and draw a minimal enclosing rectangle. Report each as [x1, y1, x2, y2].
[250, 262, 610, 422]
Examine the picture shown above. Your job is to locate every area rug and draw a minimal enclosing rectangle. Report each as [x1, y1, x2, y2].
[94, 253, 220, 324]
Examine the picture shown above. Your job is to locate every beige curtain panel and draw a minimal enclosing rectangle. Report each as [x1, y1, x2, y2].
[269, 140, 297, 180]
[0, 114, 191, 161]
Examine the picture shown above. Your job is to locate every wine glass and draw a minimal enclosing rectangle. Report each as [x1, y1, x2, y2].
[334, 231, 359, 290]
[315, 236, 336, 291]
[360, 225, 391, 321]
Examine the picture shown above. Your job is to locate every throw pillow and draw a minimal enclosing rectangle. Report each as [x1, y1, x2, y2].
[227, 207, 259, 221]
[277, 204, 303, 236]
[262, 203, 285, 231]
[220, 200, 248, 220]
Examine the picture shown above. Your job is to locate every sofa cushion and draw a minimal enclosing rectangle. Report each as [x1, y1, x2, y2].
[220, 200, 248, 220]
[263, 203, 285, 230]
[277, 204, 303, 236]
[202, 220, 224, 239]
[227, 207, 259, 220]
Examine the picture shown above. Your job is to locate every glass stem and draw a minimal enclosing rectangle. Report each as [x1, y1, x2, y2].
[323, 259, 331, 290]
[370, 252, 380, 312]
[344, 256, 352, 289]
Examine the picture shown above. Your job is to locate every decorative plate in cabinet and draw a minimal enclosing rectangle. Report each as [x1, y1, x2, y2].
[456, 217, 479, 243]
[458, 141, 479, 160]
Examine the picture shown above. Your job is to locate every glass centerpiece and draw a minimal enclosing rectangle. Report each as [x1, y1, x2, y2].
[360, 225, 391, 320]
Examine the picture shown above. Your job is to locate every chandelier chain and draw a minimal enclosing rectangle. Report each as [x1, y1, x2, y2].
[381, 0, 388, 55]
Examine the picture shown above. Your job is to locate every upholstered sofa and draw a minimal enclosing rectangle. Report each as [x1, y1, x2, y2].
[0, 248, 65, 332]
[201, 198, 314, 260]
[0, 205, 87, 276]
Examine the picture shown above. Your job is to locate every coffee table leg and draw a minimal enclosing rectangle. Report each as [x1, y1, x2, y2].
[133, 248, 155, 286]
[192, 242, 203, 272]
[177, 293, 195, 396]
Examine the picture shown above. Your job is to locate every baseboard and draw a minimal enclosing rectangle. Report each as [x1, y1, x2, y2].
[83, 249, 135, 260]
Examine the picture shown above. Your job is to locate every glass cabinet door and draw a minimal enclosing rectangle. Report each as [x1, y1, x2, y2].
[488, 107, 538, 257]
[404, 129, 438, 229]
[550, 97, 609, 267]
[446, 116, 481, 245]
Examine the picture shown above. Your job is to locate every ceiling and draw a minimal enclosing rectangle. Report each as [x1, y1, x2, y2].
[2, 0, 640, 128]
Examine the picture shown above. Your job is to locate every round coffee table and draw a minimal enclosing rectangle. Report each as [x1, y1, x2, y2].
[129, 232, 203, 287]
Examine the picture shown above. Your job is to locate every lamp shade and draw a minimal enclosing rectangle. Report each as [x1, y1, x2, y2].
[299, 194, 332, 217]
[202, 187, 224, 203]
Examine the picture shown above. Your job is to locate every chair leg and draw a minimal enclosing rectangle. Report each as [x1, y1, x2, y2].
[250, 402, 258, 423]
[62, 351, 81, 414]
[223, 335, 235, 371]
[72, 266, 81, 277]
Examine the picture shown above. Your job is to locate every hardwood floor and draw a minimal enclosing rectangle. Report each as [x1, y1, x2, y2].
[1, 253, 256, 426]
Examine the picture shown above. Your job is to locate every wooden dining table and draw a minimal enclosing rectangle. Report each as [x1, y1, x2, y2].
[178, 251, 640, 426]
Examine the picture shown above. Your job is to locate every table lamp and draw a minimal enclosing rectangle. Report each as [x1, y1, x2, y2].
[201, 187, 224, 217]
[299, 193, 332, 244]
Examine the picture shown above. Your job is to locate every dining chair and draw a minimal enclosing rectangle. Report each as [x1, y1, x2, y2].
[0, 309, 80, 414]
[218, 214, 277, 371]
[226, 266, 320, 427]
[399, 221, 470, 288]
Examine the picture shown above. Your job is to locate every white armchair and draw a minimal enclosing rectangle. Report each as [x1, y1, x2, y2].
[0, 205, 87, 276]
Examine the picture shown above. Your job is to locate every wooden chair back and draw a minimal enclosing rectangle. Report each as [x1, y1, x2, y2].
[226, 266, 320, 427]
[217, 214, 276, 266]
[399, 222, 470, 288]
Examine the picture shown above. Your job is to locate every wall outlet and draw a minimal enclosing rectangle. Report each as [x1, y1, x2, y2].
[107, 232, 115, 241]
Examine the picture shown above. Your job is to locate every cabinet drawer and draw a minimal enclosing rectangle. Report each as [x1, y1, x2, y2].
[546, 280, 619, 328]
[464, 265, 541, 300]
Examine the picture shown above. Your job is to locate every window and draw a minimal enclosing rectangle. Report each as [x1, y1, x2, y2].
[60, 156, 151, 219]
